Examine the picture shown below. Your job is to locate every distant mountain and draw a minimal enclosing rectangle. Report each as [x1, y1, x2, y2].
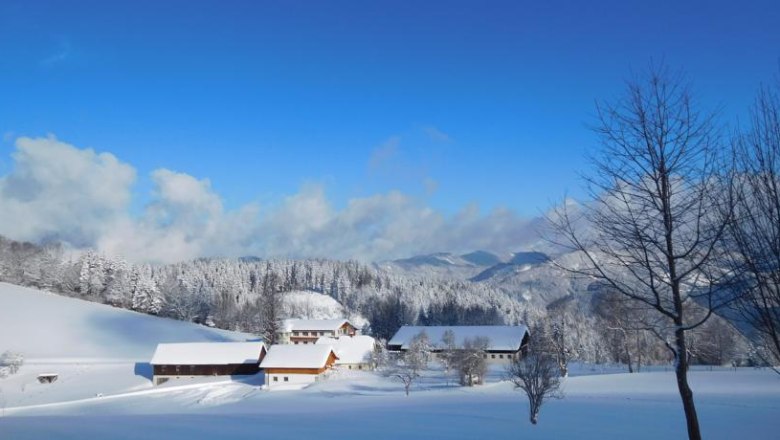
[470, 251, 551, 283]
[509, 251, 551, 265]
[460, 250, 503, 267]
[379, 251, 505, 280]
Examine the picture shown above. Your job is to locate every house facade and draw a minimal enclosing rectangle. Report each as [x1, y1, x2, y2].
[150, 341, 267, 386]
[387, 325, 530, 365]
[277, 319, 358, 345]
[260, 344, 339, 389]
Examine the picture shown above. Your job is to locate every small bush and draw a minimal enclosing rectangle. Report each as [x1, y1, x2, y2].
[0, 351, 24, 375]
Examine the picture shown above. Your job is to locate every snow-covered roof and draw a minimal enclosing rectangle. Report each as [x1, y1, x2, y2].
[315, 335, 375, 364]
[260, 344, 338, 369]
[388, 325, 529, 352]
[282, 318, 353, 332]
[150, 342, 265, 366]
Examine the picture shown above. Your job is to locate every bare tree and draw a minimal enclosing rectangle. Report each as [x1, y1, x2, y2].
[386, 333, 429, 396]
[722, 80, 780, 373]
[439, 329, 458, 374]
[454, 336, 489, 386]
[550, 65, 730, 440]
[508, 335, 562, 425]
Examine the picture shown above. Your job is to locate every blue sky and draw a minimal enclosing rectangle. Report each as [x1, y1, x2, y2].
[0, 1, 778, 261]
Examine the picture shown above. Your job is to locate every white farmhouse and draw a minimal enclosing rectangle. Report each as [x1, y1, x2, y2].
[276, 319, 358, 345]
[260, 344, 339, 389]
[315, 335, 376, 370]
[387, 325, 530, 364]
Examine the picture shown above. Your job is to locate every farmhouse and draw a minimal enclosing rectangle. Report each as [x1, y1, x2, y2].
[316, 335, 376, 370]
[150, 341, 266, 386]
[277, 318, 358, 345]
[388, 325, 530, 364]
[260, 344, 339, 389]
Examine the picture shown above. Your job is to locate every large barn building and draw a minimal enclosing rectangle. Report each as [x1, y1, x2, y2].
[388, 325, 530, 364]
[150, 341, 267, 385]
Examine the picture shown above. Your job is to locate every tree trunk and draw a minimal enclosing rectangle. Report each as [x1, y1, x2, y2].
[675, 328, 702, 440]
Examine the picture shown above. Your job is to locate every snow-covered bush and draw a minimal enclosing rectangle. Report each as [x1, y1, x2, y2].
[0, 351, 24, 376]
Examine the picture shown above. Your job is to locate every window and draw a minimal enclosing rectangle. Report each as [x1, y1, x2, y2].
[499, 355, 504, 359]
[491, 354, 495, 359]
[284, 377, 289, 382]
[319, 332, 324, 336]
[294, 341, 299, 345]
[273, 376, 278, 382]
[303, 331, 309, 336]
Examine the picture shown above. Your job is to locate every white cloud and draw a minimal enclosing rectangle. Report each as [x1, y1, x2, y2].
[0, 136, 135, 246]
[0, 136, 547, 263]
[423, 126, 451, 142]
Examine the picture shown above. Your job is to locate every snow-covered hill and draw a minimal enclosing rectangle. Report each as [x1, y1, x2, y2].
[0, 282, 251, 360]
[283, 290, 367, 328]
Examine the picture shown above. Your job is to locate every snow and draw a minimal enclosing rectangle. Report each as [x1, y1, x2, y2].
[2, 283, 779, 439]
[0, 282, 255, 407]
[315, 335, 374, 364]
[283, 290, 347, 320]
[281, 318, 352, 332]
[0, 282, 251, 360]
[150, 342, 265, 366]
[259, 344, 337, 369]
[388, 325, 529, 351]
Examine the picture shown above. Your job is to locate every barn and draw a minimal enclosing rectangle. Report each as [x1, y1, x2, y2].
[260, 344, 339, 389]
[387, 325, 530, 364]
[150, 341, 267, 385]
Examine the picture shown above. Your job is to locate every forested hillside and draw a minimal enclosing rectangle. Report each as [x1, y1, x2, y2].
[0, 234, 749, 369]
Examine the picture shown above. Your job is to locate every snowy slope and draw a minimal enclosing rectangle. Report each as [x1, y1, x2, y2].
[283, 290, 367, 328]
[0, 282, 250, 360]
[0, 282, 256, 408]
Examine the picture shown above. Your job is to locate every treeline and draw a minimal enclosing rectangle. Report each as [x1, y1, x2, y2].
[0, 234, 755, 368]
[0, 235, 523, 339]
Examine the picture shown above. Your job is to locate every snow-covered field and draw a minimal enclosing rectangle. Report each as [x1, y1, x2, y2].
[1, 283, 779, 439]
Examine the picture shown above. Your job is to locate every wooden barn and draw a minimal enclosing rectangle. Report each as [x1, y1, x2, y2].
[260, 344, 339, 389]
[150, 341, 267, 385]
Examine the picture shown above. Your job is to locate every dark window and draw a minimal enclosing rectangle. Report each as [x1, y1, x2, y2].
[491, 354, 495, 359]
[284, 377, 289, 382]
[273, 376, 278, 382]
[499, 355, 504, 359]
